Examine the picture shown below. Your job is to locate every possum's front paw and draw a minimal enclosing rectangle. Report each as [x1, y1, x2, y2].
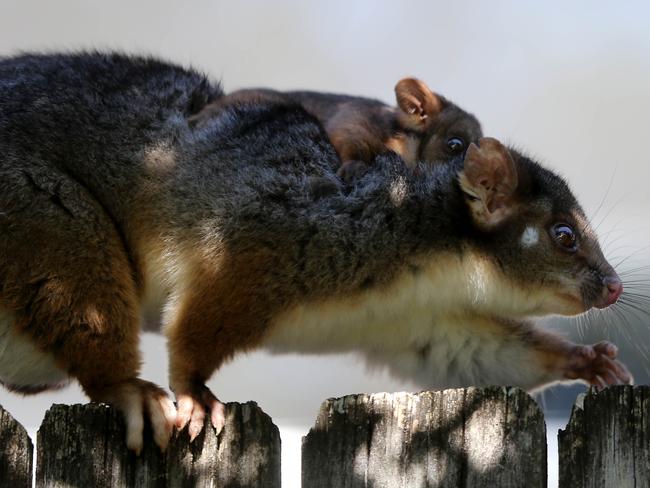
[173, 383, 226, 442]
[565, 341, 633, 388]
[90, 378, 177, 455]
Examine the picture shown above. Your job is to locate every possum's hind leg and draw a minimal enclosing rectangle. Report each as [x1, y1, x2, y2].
[166, 250, 279, 440]
[0, 167, 175, 453]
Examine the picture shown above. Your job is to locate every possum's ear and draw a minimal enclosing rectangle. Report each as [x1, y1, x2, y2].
[395, 78, 442, 130]
[458, 137, 518, 229]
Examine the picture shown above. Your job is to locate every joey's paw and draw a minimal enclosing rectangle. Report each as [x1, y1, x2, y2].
[565, 341, 633, 389]
[174, 384, 226, 442]
[91, 378, 176, 455]
[337, 160, 369, 184]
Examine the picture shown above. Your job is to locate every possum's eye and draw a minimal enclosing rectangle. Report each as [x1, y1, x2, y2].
[552, 224, 577, 251]
[446, 137, 465, 154]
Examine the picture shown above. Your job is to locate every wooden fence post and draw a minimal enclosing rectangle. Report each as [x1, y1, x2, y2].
[302, 387, 547, 487]
[558, 385, 650, 488]
[35, 402, 280, 488]
[0, 404, 33, 488]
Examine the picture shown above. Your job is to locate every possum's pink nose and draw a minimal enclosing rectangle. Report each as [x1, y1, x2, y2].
[602, 277, 623, 307]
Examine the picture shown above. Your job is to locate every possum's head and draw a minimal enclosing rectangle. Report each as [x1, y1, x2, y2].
[458, 137, 621, 317]
[394, 77, 482, 164]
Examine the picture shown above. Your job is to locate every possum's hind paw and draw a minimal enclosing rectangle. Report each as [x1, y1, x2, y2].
[92, 378, 177, 455]
[565, 341, 633, 389]
[174, 383, 226, 441]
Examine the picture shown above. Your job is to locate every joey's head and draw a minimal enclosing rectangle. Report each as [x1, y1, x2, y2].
[457, 137, 621, 317]
[394, 77, 482, 164]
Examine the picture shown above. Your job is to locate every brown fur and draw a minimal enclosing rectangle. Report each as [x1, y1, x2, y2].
[166, 246, 295, 395]
[0, 170, 141, 397]
[326, 108, 390, 171]
[187, 88, 287, 128]
[459, 138, 520, 229]
[394, 77, 443, 129]
[384, 133, 421, 166]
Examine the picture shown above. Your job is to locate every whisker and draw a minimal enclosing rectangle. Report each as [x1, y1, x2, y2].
[575, 312, 588, 339]
[620, 292, 650, 301]
[619, 295, 650, 305]
[619, 265, 650, 275]
[603, 308, 624, 335]
[613, 245, 650, 269]
[620, 291, 650, 300]
[592, 195, 626, 234]
[607, 306, 650, 369]
[589, 165, 617, 224]
[620, 278, 650, 284]
[624, 286, 650, 292]
[616, 300, 650, 319]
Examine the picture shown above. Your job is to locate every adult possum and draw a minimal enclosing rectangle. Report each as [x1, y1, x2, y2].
[0, 53, 629, 453]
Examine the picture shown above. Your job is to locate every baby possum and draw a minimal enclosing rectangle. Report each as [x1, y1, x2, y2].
[0, 53, 630, 455]
[190, 77, 483, 182]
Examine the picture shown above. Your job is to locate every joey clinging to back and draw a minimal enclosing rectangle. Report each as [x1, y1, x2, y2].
[295, 77, 483, 181]
[190, 77, 483, 182]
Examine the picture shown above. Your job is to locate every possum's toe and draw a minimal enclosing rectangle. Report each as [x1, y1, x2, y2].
[174, 383, 226, 440]
[89, 378, 176, 455]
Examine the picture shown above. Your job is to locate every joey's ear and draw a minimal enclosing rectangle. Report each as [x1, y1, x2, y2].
[394, 78, 442, 130]
[458, 137, 519, 229]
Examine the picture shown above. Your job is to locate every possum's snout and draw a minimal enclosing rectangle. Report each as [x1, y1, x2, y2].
[596, 275, 623, 309]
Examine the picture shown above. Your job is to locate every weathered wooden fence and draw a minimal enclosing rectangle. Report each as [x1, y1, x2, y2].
[303, 387, 547, 487]
[559, 386, 650, 487]
[0, 405, 32, 488]
[0, 386, 648, 487]
[3, 401, 280, 488]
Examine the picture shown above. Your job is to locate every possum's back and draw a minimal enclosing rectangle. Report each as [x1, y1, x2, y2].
[0, 53, 224, 222]
[0, 52, 222, 157]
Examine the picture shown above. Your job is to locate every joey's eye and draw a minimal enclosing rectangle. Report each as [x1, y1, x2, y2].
[446, 137, 465, 153]
[552, 224, 577, 251]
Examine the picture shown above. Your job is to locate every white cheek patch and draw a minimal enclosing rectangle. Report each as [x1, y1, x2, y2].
[520, 226, 540, 248]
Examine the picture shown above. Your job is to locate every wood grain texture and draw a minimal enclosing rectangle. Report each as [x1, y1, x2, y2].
[302, 387, 546, 488]
[36, 402, 280, 488]
[0, 404, 33, 488]
[558, 385, 650, 488]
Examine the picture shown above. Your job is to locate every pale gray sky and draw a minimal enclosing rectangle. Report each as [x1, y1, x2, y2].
[1, 2, 649, 486]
